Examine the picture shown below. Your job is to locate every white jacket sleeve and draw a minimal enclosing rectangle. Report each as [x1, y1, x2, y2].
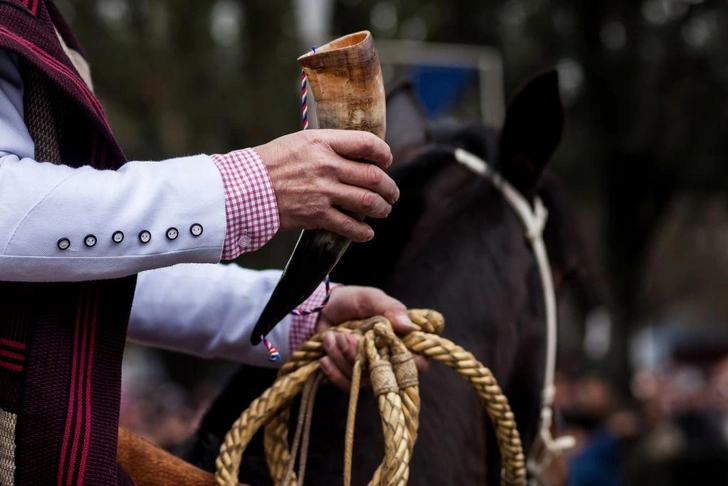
[0, 51, 227, 282]
[129, 263, 294, 367]
[0, 48, 294, 367]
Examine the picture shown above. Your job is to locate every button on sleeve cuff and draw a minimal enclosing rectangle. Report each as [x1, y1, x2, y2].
[210, 148, 280, 260]
[0, 153, 227, 282]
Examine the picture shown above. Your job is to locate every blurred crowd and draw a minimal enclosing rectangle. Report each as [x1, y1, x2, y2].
[557, 356, 728, 485]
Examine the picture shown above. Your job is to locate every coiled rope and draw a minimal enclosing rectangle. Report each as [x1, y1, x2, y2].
[214, 309, 526, 485]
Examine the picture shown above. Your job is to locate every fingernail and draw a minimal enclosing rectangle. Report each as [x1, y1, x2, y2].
[320, 356, 332, 372]
[335, 333, 348, 349]
[394, 312, 416, 331]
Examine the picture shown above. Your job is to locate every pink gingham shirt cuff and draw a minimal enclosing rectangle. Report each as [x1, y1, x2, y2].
[210, 148, 280, 260]
[289, 281, 343, 352]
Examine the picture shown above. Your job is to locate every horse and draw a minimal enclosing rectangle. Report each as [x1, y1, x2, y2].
[183, 69, 592, 485]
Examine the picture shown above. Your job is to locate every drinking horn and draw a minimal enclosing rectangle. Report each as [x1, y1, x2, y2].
[250, 31, 386, 345]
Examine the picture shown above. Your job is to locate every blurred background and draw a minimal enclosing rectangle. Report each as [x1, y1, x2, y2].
[59, 0, 728, 483]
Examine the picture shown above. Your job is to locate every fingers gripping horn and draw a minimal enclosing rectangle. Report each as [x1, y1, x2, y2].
[250, 31, 386, 345]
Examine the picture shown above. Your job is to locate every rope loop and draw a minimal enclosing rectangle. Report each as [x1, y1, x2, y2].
[214, 309, 527, 486]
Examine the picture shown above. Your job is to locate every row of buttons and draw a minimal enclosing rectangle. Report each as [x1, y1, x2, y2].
[57, 224, 203, 250]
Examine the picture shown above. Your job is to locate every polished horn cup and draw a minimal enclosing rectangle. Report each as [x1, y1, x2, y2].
[250, 31, 386, 345]
[298, 31, 386, 138]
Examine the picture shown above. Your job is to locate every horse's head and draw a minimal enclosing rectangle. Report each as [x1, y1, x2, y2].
[332, 71, 593, 483]
[186, 70, 596, 486]
[334, 69, 587, 303]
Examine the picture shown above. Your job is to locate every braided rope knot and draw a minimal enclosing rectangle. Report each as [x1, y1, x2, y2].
[214, 309, 527, 486]
[525, 199, 549, 243]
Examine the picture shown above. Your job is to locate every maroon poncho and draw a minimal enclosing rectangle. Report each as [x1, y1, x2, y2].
[0, 1, 137, 484]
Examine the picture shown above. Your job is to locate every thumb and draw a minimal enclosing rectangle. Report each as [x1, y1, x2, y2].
[384, 309, 416, 335]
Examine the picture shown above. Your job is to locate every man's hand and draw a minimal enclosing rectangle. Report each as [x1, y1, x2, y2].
[315, 286, 430, 391]
[254, 130, 398, 242]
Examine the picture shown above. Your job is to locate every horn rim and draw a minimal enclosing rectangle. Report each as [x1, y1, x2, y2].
[297, 31, 372, 62]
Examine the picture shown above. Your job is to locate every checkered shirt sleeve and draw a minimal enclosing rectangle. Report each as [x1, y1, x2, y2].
[289, 281, 343, 352]
[210, 148, 280, 260]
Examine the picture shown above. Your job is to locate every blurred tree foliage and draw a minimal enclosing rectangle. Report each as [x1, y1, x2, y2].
[335, 0, 728, 385]
[61, 0, 728, 386]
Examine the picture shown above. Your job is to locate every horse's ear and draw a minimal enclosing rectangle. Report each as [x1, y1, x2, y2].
[385, 79, 431, 165]
[499, 69, 563, 193]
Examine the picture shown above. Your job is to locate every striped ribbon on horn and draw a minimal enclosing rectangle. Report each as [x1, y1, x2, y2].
[261, 46, 334, 362]
[300, 46, 315, 130]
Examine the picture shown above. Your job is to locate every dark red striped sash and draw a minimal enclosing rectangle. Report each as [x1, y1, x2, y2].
[58, 285, 97, 486]
[0, 2, 137, 484]
[0, 338, 25, 373]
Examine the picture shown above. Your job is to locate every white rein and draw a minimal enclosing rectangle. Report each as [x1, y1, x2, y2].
[453, 148, 575, 483]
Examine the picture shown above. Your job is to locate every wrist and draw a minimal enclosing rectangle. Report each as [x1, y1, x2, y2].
[211, 148, 280, 260]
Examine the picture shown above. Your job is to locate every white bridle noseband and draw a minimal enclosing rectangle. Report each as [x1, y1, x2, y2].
[453, 148, 575, 483]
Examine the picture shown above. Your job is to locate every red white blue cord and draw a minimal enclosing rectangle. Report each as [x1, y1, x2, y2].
[290, 276, 331, 316]
[301, 46, 315, 130]
[301, 72, 309, 129]
[293, 46, 331, 315]
[262, 335, 281, 362]
[261, 45, 332, 363]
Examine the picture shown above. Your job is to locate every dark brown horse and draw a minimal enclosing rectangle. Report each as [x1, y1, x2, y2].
[184, 70, 592, 485]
